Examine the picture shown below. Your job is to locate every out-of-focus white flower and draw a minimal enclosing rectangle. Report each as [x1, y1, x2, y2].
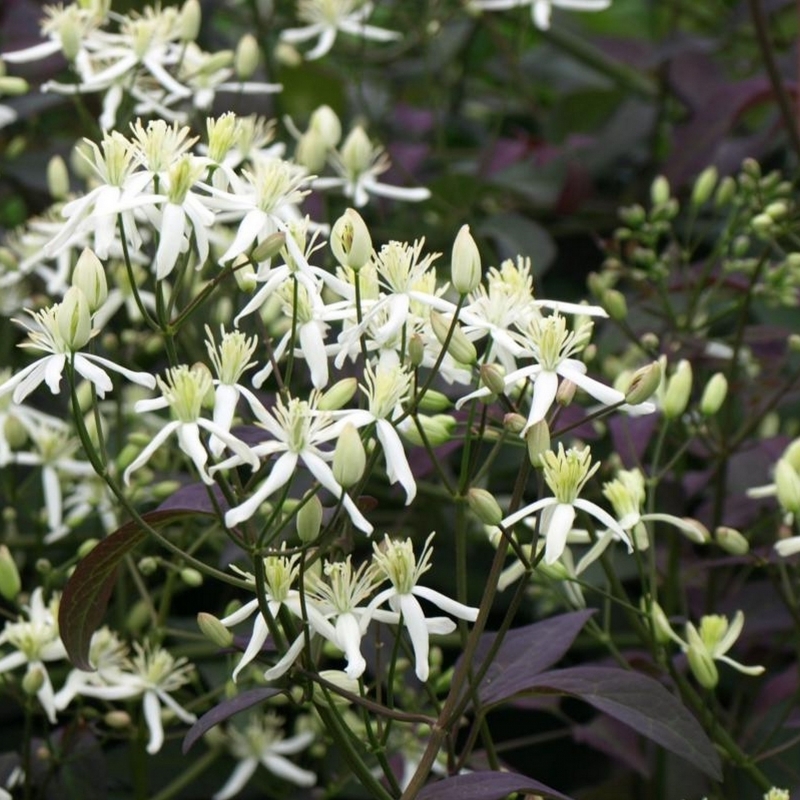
[123, 364, 258, 486]
[280, 0, 401, 61]
[315, 126, 430, 208]
[215, 393, 373, 533]
[0, 589, 67, 723]
[365, 533, 478, 682]
[501, 444, 631, 565]
[213, 714, 315, 799]
[471, 0, 612, 30]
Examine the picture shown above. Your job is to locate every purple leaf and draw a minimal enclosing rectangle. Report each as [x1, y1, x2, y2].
[60, 508, 213, 669]
[518, 666, 722, 780]
[417, 771, 574, 800]
[458, 610, 595, 707]
[572, 716, 650, 776]
[183, 688, 281, 753]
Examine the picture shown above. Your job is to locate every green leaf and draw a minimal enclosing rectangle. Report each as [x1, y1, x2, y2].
[59, 509, 197, 670]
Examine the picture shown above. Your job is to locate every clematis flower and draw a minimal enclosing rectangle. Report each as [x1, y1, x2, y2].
[213, 713, 315, 799]
[457, 312, 624, 433]
[280, 0, 401, 61]
[501, 444, 632, 565]
[0, 588, 67, 723]
[471, 0, 612, 30]
[364, 533, 479, 682]
[215, 393, 373, 533]
[0, 288, 156, 404]
[123, 364, 259, 486]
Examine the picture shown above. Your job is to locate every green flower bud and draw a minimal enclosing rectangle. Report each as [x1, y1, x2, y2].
[751, 213, 774, 236]
[232, 255, 257, 292]
[765, 200, 788, 221]
[295, 130, 328, 172]
[715, 176, 737, 206]
[525, 420, 550, 466]
[556, 378, 576, 407]
[138, 557, 158, 576]
[401, 414, 455, 447]
[619, 204, 646, 227]
[650, 175, 670, 206]
[480, 363, 506, 396]
[686, 640, 719, 689]
[296, 494, 323, 543]
[234, 34, 260, 80]
[417, 389, 450, 413]
[46, 154, 70, 201]
[430, 312, 477, 365]
[104, 710, 132, 729]
[691, 166, 718, 207]
[35, 558, 51, 575]
[625, 361, 661, 405]
[197, 612, 234, 648]
[77, 538, 99, 559]
[309, 105, 342, 148]
[775, 458, 800, 515]
[451, 224, 481, 295]
[57, 287, 92, 350]
[251, 232, 286, 263]
[180, 567, 203, 587]
[179, 0, 202, 40]
[407, 333, 425, 367]
[330, 208, 372, 271]
[332, 423, 365, 488]
[602, 288, 627, 321]
[663, 359, 692, 419]
[22, 666, 45, 696]
[72, 248, 107, 312]
[0, 545, 21, 601]
[318, 377, 358, 411]
[645, 598, 675, 646]
[0, 76, 28, 97]
[715, 526, 749, 555]
[466, 487, 503, 526]
[504, 413, 526, 435]
[312, 670, 359, 708]
[700, 372, 728, 416]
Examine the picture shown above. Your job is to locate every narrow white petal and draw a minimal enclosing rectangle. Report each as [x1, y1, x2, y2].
[376, 420, 416, 504]
[262, 753, 316, 787]
[263, 631, 308, 681]
[123, 422, 179, 484]
[225, 452, 297, 528]
[143, 690, 165, 754]
[543, 503, 576, 564]
[413, 585, 479, 622]
[526, 369, 559, 431]
[213, 758, 259, 800]
[501, 497, 554, 529]
[232, 611, 271, 683]
[399, 594, 431, 682]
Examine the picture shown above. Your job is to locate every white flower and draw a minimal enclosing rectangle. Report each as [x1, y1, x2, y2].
[364, 533, 478, 682]
[0, 291, 155, 404]
[0, 589, 67, 723]
[280, 0, 401, 61]
[472, 0, 612, 30]
[315, 126, 430, 208]
[501, 444, 631, 565]
[123, 364, 259, 486]
[457, 312, 624, 432]
[213, 714, 315, 799]
[216, 393, 373, 534]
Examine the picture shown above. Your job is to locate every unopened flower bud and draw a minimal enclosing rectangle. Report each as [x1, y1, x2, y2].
[232, 255, 257, 292]
[691, 165, 718, 207]
[251, 232, 286, 263]
[309, 105, 342, 148]
[275, 41, 302, 66]
[417, 389, 450, 413]
[715, 175, 737, 206]
[525, 420, 550, 466]
[602, 288, 627, 321]
[700, 372, 728, 416]
[180, 567, 203, 587]
[46, 154, 70, 200]
[295, 130, 328, 172]
[480, 363, 506, 396]
[650, 175, 670, 206]
[22, 666, 45, 696]
[789, 334, 800, 353]
[619, 204, 646, 227]
[235, 34, 260, 80]
[765, 200, 788, 221]
[312, 670, 359, 708]
[104, 710, 132, 729]
[451, 224, 481, 294]
[645, 598, 675, 646]
[686, 640, 719, 690]
[467, 488, 503, 526]
[57, 287, 92, 349]
[556, 378, 576, 407]
[138, 556, 158, 576]
[0, 76, 28, 96]
[0, 545, 21, 601]
[296, 494, 323, 542]
[401, 414, 455, 447]
[72, 248, 107, 312]
[179, 0, 202, 41]
[751, 213, 774, 236]
[625, 361, 661, 405]
[197, 612, 234, 648]
[126, 599, 150, 633]
[407, 334, 425, 367]
[775, 459, 800, 515]
[330, 208, 372, 270]
[332, 423, 365, 488]
[35, 557, 51, 575]
[663, 359, 692, 419]
[318, 377, 358, 410]
[503, 413, 526, 435]
[715, 526, 749, 555]
[340, 126, 372, 176]
[77, 538, 99, 559]
[430, 312, 477, 365]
